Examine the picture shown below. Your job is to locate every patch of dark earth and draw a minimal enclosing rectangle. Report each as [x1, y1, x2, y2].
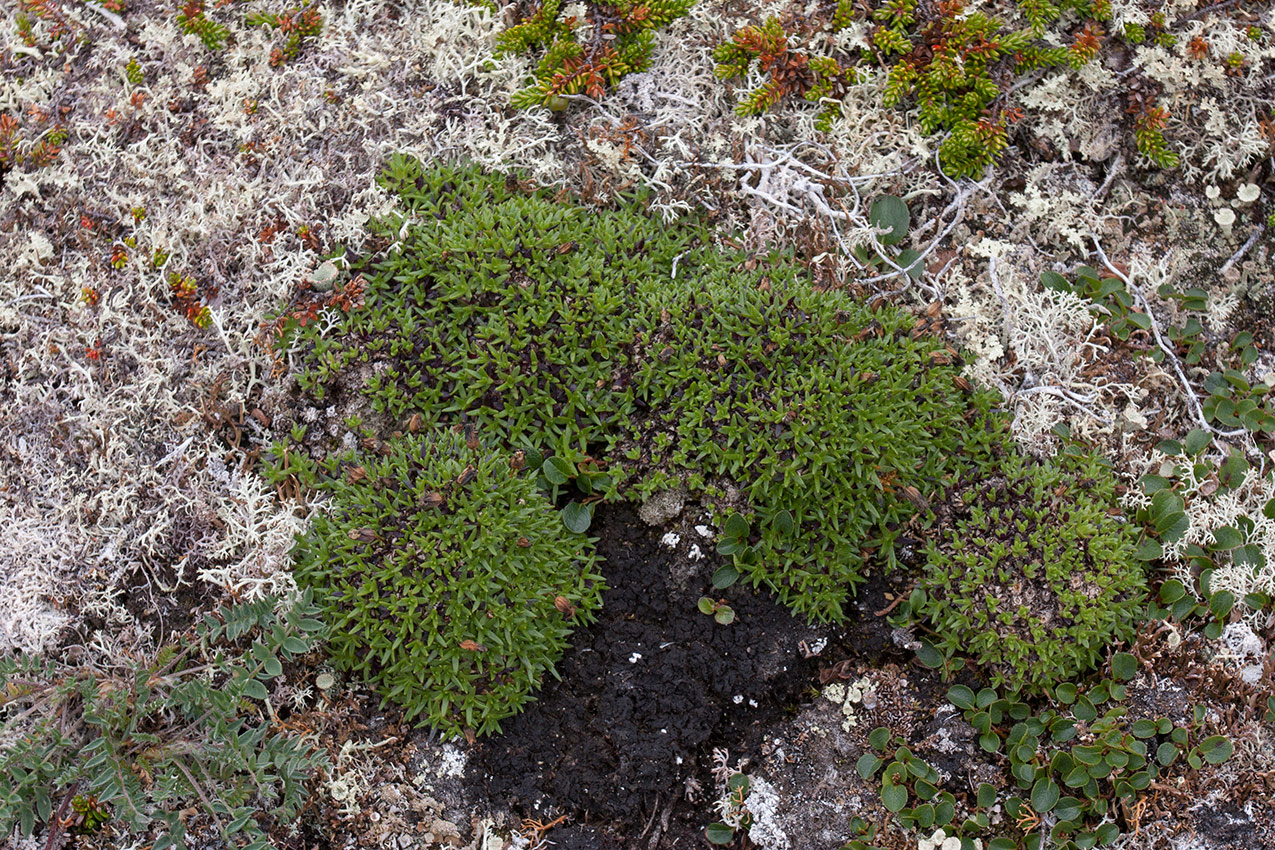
[468, 504, 927, 849]
[1194, 801, 1262, 850]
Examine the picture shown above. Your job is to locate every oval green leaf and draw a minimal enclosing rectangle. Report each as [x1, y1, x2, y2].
[881, 782, 909, 813]
[869, 196, 911, 245]
[1199, 735, 1233, 765]
[948, 685, 976, 710]
[1031, 778, 1060, 813]
[543, 456, 573, 485]
[705, 823, 735, 845]
[712, 564, 740, 589]
[1111, 652, 1138, 681]
[562, 500, 592, 533]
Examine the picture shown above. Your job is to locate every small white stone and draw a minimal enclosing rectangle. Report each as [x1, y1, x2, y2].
[695, 525, 713, 537]
[733, 694, 744, 704]
[629, 652, 642, 663]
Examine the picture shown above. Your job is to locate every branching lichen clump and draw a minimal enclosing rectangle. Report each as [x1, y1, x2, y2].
[280, 156, 1007, 624]
[917, 453, 1146, 693]
[288, 429, 605, 738]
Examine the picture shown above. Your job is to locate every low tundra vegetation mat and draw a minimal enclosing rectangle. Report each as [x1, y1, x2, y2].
[910, 449, 1146, 694]
[267, 156, 1152, 731]
[0, 593, 330, 848]
[285, 428, 605, 739]
[1, 0, 1271, 844]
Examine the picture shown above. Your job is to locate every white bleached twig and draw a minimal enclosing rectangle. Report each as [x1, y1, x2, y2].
[1090, 234, 1248, 438]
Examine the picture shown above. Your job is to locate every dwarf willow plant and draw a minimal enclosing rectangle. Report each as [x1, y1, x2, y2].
[941, 665, 1232, 850]
[915, 452, 1146, 693]
[0, 594, 328, 850]
[286, 429, 605, 738]
[848, 664, 1233, 850]
[276, 156, 1011, 624]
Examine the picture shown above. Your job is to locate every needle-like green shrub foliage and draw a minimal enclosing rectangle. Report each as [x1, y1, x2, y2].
[296, 157, 695, 456]
[916, 453, 1146, 693]
[629, 262, 1004, 620]
[289, 429, 605, 737]
[281, 157, 1010, 629]
[493, 0, 695, 109]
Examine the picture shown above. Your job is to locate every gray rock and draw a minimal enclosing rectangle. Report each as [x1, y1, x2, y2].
[638, 487, 687, 526]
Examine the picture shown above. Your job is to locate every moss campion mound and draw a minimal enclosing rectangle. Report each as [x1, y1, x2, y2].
[280, 157, 1007, 623]
[917, 453, 1146, 693]
[289, 430, 604, 737]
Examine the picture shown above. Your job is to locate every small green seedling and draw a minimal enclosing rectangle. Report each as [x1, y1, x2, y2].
[698, 596, 736, 625]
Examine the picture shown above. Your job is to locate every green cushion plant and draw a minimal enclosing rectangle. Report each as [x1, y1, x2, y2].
[914, 452, 1146, 693]
[277, 155, 1008, 625]
[629, 264, 1005, 620]
[288, 428, 605, 738]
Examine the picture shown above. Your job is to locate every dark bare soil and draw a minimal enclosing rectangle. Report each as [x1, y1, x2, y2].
[468, 504, 824, 848]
